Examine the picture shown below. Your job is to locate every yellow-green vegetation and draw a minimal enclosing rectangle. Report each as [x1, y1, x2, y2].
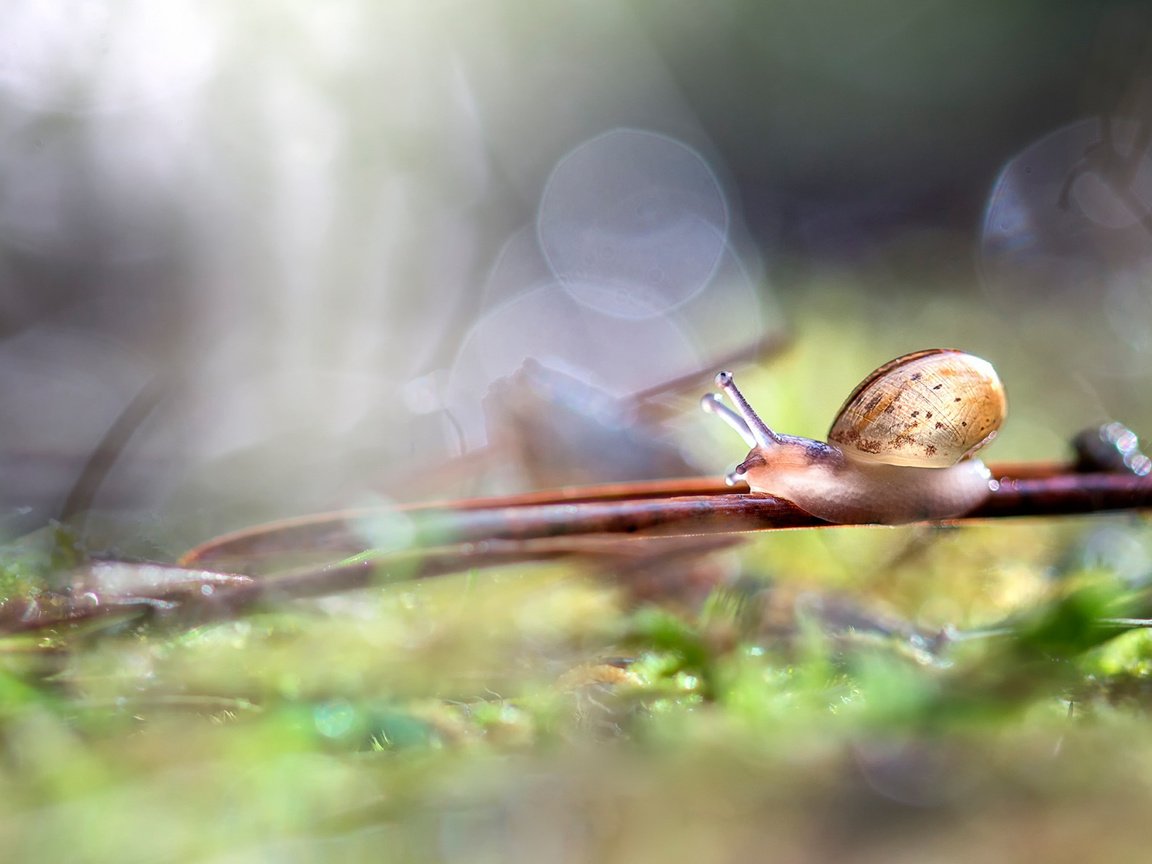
[5, 287, 1152, 863]
[4, 545, 1152, 863]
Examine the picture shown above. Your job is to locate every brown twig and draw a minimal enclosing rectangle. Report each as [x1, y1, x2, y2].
[58, 372, 170, 525]
[129, 469, 1152, 626]
[10, 464, 1152, 635]
[177, 463, 1152, 572]
[5, 534, 738, 634]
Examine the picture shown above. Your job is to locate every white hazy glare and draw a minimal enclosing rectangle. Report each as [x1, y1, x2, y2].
[0, 2, 778, 529]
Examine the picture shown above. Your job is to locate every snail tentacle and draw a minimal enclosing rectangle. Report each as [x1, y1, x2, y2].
[700, 393, 758, 448]
[713, 371, 780, 451]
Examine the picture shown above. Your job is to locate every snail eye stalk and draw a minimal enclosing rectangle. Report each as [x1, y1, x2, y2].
[711, 371, 780, 450]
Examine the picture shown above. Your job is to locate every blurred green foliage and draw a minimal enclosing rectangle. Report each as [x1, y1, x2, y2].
[3, 1, 1152, 859]
[2, 288, 1152, 862]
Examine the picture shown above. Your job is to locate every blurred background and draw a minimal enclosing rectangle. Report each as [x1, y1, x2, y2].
[8, 7, 1152, 860]
[2, 0, 1152, 551]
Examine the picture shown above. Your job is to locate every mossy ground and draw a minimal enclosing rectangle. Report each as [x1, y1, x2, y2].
[4, 282, 1152, 863]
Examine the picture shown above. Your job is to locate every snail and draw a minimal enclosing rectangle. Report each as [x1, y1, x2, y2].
[701, 349, 1007, 524]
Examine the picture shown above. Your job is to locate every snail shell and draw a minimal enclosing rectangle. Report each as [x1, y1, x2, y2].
[828, 349, 1006, 468]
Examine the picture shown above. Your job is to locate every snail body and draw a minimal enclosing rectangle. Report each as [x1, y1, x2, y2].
[701, 350, 1007, 525]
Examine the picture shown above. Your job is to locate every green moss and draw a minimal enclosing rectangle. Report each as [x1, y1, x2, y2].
[4, 286, 1152, 861]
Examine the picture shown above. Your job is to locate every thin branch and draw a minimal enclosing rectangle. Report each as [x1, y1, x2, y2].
[10, 465, 1152, 635]
[178, 465, 1152, 572]
[4, 534, 738, 633]
[58, 372, 169, 524]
